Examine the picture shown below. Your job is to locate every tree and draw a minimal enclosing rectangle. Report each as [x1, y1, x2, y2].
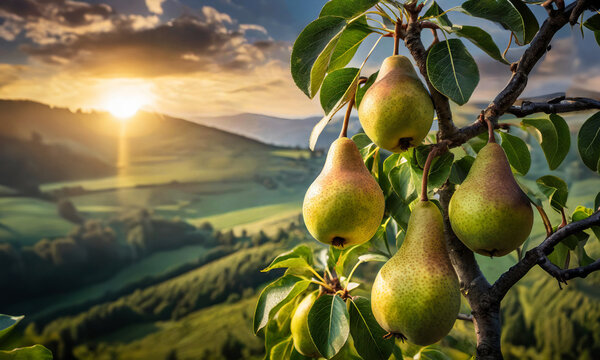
[255, 1, 600, 360]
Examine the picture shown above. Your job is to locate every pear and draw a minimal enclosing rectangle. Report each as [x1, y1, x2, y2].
[358, 55, 434, 152]
[448, 142, 533, 257]
[291, 292, 321, 358]
[303, 137, 385, 248]
[371, 200, 460, 346]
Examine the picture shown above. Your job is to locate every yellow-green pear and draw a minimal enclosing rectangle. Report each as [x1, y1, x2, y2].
[448, 142, 533, 257]
[371, 200, 460, 346]
[303, 137, 385, 248]
[291, 292, 321, 358]
[358, 55, 434, 152]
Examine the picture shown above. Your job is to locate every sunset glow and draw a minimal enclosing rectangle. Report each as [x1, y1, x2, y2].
[105, 92, 147, 119]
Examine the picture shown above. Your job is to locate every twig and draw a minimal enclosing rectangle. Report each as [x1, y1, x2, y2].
[507, 97, 600, 117]
[539, 256, 600, 283]
[536, 205, 554, 237]
[420, 143, 448, 201]
[457, 313, 474, 322]
[491, 210, 600, 300]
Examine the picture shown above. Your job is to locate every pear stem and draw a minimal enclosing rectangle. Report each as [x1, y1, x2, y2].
[536, 205, 554, 237]
[483, 113, 496, 143]
[393, 21, 401, 55]
[420, 148, 436, 202]
[339, 96, 355, 138]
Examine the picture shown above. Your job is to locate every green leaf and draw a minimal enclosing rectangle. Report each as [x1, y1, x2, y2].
[576, 241, 595, 267]
[416, 345, 452, 360]
[308, 295, 350, 359]
[319, 0, 379, 19]
[500, 132, 531, 175]
[0, 315, 23, 340]
[409, 146, 455, 192]
[449, 156, 475, 184]
[355, 71, 378, 109]
[0, 345, 53, 360]
[336, 244, 370, 276]
[270, 337, 294, 359]
[536, 175, 568, 212]
[321, 68, 361, 114]
[310, 67, 362, 150]
[583, 14, 600, 31]
[328, 17, 373, 71]
[577, 112, 600, 174]
[426, 39, 479, 105]
[548, 242, 570, 268]
[253, 275, 311, 333]
[515, 176, 544, 207]
[262, 245, 313, 272]
[571, 206, 600, 241]
[347, 297, 394, 360]
[461, 0, 539, 45]
[291, 16, 347, 98]
[389, 162, 417, 202]
[442, 25, 508, 64]
[522, 114, 570, 170]
[424, 2, 452, 27]
[357, 253, 389, 263]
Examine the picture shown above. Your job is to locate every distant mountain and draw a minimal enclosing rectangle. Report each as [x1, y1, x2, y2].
[193, 113, 363, 149]
[0, 100, 302, 192]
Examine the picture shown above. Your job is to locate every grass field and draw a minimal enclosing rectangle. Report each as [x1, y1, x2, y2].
[73, 296, 263, 360]
[189, 201, 301, 230]
[0, 197, 74, 245]
[10, 245, 209, 318]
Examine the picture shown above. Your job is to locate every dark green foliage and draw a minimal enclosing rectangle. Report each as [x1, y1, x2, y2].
[502, 272, 600, 360]
[36, 244, 282, 345]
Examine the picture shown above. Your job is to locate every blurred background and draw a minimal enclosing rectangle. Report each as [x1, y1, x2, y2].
[0, 1, 599, 359]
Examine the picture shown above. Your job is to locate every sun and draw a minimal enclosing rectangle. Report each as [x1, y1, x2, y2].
[106, 94, 146, 119]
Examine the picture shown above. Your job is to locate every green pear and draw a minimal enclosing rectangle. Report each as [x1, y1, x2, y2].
[448, 142, 533, 256]
[371, 200, 460, 346]
[303, 137, 385, 248]
[358, 55, 434, 152]
[291, 292, 321, 358]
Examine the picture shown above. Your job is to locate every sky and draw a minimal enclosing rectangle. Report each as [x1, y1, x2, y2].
[0, 0, 598, 120]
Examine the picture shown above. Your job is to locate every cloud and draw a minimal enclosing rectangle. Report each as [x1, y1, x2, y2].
[16, 6, 289, 77]
[146, 0, 167, 15]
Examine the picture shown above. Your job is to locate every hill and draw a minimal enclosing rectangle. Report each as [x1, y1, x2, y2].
[193, 112, 363, 149]
[0, 100, 295, 193]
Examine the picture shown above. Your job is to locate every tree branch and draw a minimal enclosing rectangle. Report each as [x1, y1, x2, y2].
[539, 256, 600, 283]
[448, 2, 579, 147]
[490, 210, 600, 300]
[403, 3, 458, 140]
[506, 96, 600, 117]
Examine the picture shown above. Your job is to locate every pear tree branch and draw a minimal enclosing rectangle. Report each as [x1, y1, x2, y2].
[506, 96, 600, 117]
[448, 1, 582, 148]
[403, 2, 458, 141]
[490, 210, 600, 300]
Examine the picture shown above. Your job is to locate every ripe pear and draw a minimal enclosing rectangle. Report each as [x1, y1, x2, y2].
[371, 200, 460, 346]
[303, 137, 385, 248]
[358, 55, 434, 152]
[448, 142, 533, 257]
[291, 292, 321, 358]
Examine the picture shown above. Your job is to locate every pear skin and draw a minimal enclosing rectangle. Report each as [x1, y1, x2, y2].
[371, 200, 460, 346]
[358, 55, 434, 152]
[291, 292, 321, 358]
[448, 143, 533, 257]
[303, 137, 385, 248]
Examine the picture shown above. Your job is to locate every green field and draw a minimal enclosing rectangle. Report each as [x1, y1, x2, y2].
[0, 197, 74, 245]
[10, 245, 210, 319]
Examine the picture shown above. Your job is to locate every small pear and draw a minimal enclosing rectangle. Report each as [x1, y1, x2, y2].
[303, 137, 385, 248]
[448, 141, 533, 257]
[291, 292, 321, 358]
[371, 200, 460, 346]
[358, 55, 434, 152]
